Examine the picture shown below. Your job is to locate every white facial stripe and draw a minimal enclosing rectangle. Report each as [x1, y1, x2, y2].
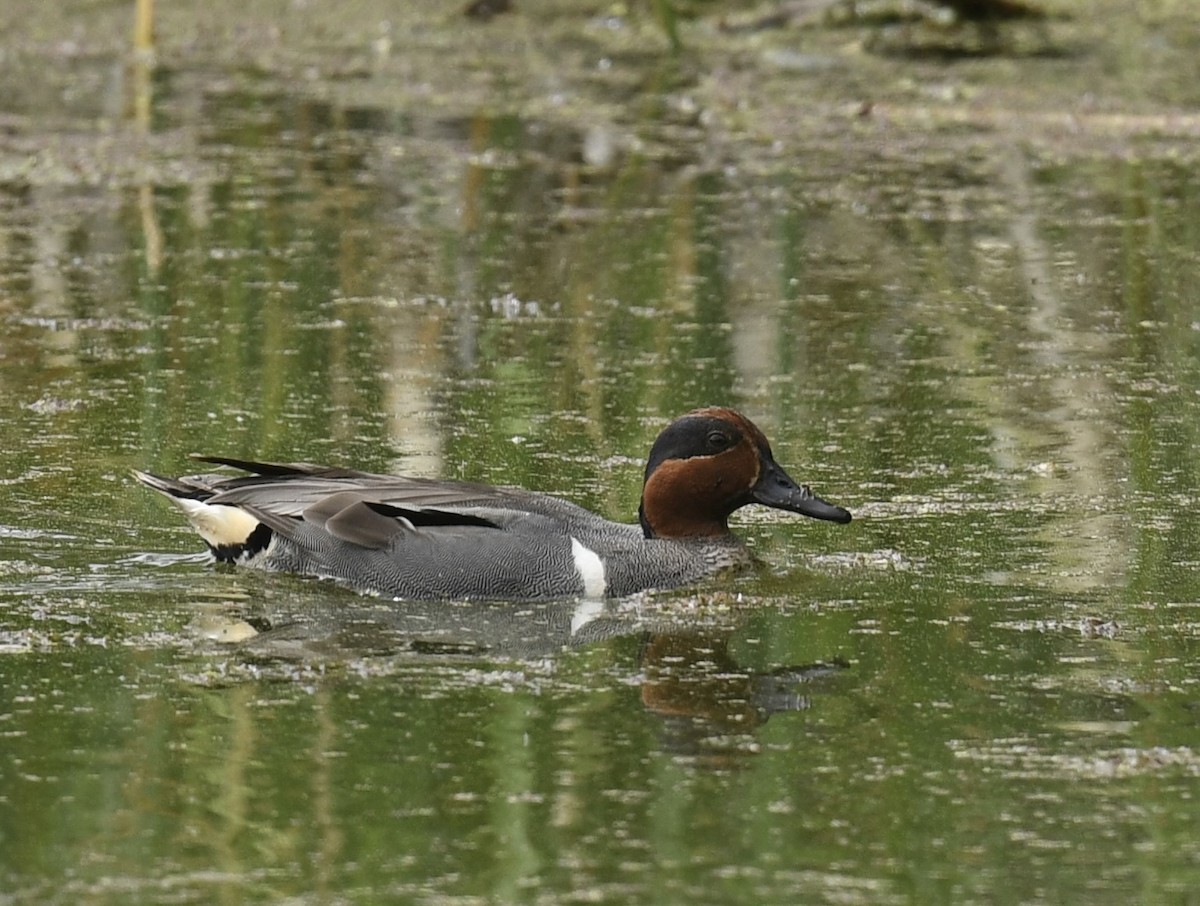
[174, 497, 262, 549]
[570, 537, 607, 598]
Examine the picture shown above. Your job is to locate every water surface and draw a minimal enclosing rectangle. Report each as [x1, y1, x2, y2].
[3, 2, 1200, 903]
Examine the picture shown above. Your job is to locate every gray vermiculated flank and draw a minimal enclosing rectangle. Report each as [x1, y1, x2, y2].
[256, 496, 751, 600]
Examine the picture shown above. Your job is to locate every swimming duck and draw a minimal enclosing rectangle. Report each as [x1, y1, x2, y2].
[134, 407, 851, 600]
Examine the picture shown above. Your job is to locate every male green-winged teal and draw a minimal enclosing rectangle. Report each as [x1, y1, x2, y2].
[135, 407, 851, 600]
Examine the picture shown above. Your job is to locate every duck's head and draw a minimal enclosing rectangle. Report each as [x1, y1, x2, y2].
[638, 407, 852, 539]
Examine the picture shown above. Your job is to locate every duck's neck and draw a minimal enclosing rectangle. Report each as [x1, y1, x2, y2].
[638, 494, 731, 540]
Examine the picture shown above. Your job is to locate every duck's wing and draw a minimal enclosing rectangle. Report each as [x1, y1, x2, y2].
[137, 458, 600, 549]
[172, 456, 532, 518]
[283, 492, 499, 550]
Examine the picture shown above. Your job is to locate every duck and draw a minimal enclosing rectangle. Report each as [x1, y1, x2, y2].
[134, 407, 851, 601]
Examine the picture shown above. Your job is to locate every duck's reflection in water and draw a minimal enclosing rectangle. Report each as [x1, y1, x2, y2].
[638, 631, 846, 764]
[191, 594, 847, 762]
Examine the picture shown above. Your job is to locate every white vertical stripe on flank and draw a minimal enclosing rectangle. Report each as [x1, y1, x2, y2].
[570, 537, 607, 599]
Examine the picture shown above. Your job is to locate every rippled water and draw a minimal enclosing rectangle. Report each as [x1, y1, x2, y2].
[3, 2, 1200, 904]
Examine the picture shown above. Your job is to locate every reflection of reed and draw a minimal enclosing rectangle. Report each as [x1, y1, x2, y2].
[132, 0, 163, 277]
[998, 148, 1126, 592]
[134, 0, 154, 52]
[486, 694, 542, 899]
[197, 683, 341, 895]
[210, 685, 254, 896]
[137, 183, 164, 277]
[311, 685, 342, 900]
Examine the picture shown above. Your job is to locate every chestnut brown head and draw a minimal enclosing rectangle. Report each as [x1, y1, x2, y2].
[638, 407, 852, 539]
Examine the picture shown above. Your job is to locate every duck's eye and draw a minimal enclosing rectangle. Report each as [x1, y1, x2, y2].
[706, 430, 731, 450]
